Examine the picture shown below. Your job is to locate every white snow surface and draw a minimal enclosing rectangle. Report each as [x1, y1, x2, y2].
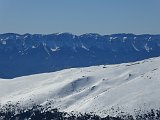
[51, 46, 60, 52]
[0, 57, 160, 116]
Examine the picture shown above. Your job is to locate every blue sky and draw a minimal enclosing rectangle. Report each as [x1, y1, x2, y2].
[0, 0, 160, 35]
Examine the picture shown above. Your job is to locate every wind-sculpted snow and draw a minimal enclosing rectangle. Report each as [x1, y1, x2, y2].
[0, 33, 160, 78]
[0, 57, 160, 116]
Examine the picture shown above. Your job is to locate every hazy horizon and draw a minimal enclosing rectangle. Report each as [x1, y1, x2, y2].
[0, 0, 160, 35]
[1, 32, 160, 36]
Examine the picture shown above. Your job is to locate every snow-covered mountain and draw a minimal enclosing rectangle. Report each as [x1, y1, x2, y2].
[0, 33, 160, 79]
[0, 57, 160, 116]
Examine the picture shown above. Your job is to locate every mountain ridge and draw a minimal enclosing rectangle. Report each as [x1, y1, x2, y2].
[0, 33, 160, 79]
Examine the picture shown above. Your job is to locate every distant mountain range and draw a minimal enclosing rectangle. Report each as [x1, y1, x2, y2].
[0, 33, 160, 79]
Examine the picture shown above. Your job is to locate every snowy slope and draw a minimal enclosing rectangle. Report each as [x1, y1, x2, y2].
[0, 57, 160, 116]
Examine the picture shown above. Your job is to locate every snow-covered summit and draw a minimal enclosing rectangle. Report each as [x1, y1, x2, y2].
[0, 57, 160, 116]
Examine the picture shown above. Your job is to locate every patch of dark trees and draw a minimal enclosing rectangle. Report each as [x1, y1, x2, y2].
[0, 104, 160, 120]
